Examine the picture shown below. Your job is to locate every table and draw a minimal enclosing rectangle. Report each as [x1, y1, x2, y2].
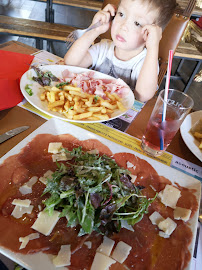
[44, 0, 102, 23]
[0, 40, 201, 167]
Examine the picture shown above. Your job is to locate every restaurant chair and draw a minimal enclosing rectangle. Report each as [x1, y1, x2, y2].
[99, 0, 197, 88]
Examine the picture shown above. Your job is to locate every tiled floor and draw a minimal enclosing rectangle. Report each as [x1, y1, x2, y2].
[0, 0, 202, 111]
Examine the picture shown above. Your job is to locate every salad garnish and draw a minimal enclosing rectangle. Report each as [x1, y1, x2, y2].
[56, 81, 70, 88]
[42, 147, 156, 236]
[25, 84, 33, 96]
[32, 66, 59, 86]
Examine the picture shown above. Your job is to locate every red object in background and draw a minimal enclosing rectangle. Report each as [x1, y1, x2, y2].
[192, 17, 202, 29]
[0, 50, 34, 111]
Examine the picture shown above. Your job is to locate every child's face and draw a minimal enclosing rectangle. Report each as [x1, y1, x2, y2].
[111, 0, 159, 55]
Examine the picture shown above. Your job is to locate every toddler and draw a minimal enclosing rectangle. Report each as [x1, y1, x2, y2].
[64, 0, 177, 102]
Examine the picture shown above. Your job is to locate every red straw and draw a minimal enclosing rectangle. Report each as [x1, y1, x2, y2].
[160, 50, 174, 150]
[162, 50, 174, 122]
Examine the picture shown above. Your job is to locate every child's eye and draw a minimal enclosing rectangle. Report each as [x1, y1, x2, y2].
[118, 12, 124, 17]
[134, 21, 141, 27]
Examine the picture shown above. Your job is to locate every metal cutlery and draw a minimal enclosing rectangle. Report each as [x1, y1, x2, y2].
[66, 21, 102, 51]
[0, 126, 29, 144]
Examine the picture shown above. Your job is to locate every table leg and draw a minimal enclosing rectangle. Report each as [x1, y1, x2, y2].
[46, 0, 54, 23]
[36, 38, 43, 50]
[183, 60, 201, 93]
[174, 58, 184, 75]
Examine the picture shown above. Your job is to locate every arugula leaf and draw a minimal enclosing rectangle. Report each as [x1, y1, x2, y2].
[25, 84, 33, 96]
[56, 82, 70, 88]
[81, 203, 95, 234]
[31, 66, 59, 86]
[94, 95, 99, 103]
[42, 147, 156, 236]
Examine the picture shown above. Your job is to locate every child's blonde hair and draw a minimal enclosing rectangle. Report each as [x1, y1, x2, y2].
[135, 0, 177, 29]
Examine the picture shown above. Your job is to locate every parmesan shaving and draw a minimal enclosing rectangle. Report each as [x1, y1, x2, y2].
[53, 245, 71, 267]
[12, 199, 31, 207]
[19, 233, 40, 249]
[111, 241, 132, 263]
[90, 252, 116, 270]
[159, 185, 181, 209]
[84, 241, 92, 249]
[158, 217, 177, 236]
[97, 236, 115, 256]
[11, 205, 33, 219]
[31, 210, 60, 236]
[149, 211, 164, 225]
[48, 142, 63, 154]
[39, 170, 53, 185]
[19, 176, 38, 195]
[174, 207, 191, 222]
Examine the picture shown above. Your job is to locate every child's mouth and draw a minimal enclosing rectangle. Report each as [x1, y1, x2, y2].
[116, 35, 126, 42]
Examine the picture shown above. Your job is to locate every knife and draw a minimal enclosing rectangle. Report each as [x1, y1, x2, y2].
[0, 126, 30, 144]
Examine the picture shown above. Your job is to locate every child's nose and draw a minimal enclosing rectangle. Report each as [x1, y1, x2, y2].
[120, 20, 129, 31]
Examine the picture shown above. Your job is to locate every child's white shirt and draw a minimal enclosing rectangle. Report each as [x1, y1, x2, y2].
[88, 39, 147, 90]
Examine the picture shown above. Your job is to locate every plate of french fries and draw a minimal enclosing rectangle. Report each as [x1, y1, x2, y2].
[180, 110, 202, 162]
[20, 65, 135, 123]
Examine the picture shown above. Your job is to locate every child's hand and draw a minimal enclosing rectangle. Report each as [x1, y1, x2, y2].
[142, 24, 162, 50]
[91, 4, 116, 35]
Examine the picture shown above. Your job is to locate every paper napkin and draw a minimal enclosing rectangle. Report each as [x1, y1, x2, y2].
[0, 50, 34, 111]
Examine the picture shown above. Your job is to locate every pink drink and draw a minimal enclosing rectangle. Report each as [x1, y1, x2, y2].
[141, 90, 193, 157]
[142, 108, 180, 156]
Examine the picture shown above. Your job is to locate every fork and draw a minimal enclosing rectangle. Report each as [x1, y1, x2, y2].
[66, 21, 102, 51]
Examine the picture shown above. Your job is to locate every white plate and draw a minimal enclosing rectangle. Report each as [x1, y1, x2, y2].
[180, 111, 202, 162]
[20, 65, 135, 123]
[0, 118, 200, 270]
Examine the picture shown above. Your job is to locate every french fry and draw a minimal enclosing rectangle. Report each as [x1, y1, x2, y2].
[63, 112, 73, 119]
[50, 86, 60, 92]
[74, 101, 80, 111]
[64, 85, 81, 92]
[64, 93, 73, 101]
[47, 91, 56, 103]
[106, 109, 113, 114]
[76, 108, 86, 113]
[106, 92, 116, 101]
[87, 116, 100, 121]
[58, 92, 65, 101]
[85, 96, 94, 107]
[40, 83, 126, 121]
[40, 92, 46, 101]
[69, 90, 86, 98]
[101, 108, 107, 114]
[73, 112, 93, 120]
[73, 96, 80, 102]
[117, 101, 126, 111]
[101, 101, 117, 110]
[194, 132, 202, 139]
[112, 93, 121, 101]
[88, 107, 103, 112]
[64, 101, 70, 111]
[48, 100, 64, 109]
[93, 114, 110, 120]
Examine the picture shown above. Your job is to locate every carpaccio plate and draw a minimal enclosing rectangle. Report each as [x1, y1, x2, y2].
[20, 65, 135, 123]
[0, 118, 201, 270]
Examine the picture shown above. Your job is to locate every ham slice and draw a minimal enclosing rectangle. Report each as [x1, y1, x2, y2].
[62, 69, 130, 98]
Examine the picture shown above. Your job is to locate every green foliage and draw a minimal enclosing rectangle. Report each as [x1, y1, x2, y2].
[42, 147, 156, 235]
[25, 84, 33, 96]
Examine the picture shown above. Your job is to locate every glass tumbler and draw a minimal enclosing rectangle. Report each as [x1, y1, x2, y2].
[141, 89, 194, 157]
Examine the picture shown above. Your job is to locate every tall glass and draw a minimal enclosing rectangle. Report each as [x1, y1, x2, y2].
[141, 89, 194, 157]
